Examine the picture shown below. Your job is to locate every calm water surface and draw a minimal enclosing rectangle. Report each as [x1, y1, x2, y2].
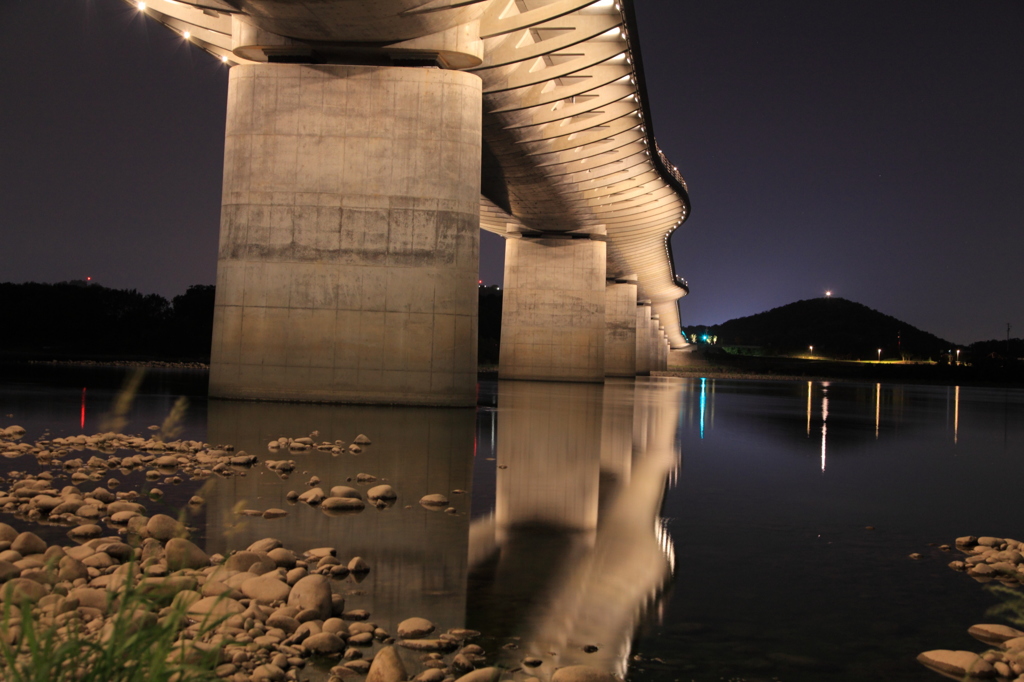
[1, 366, 1022, 682]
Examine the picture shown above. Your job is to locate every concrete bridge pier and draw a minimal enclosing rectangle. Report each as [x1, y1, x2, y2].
[657, 326, 669, 371]
[498, 234, 607, 383]
[635, 303, 653, 376]
[604, 278, 639, 377]
[209, 63, 482, 406]
[649, 314, 662, 372]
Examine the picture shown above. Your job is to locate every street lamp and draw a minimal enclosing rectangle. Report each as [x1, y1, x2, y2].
[956, 349, 961, 365]
[809, 345, 813, 356]
[877, 348, 882, 362]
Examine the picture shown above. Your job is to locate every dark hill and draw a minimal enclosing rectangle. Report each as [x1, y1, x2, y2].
[691, 297, 953, 360]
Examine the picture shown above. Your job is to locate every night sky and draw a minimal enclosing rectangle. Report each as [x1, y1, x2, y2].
[2, 1, 1021, 345]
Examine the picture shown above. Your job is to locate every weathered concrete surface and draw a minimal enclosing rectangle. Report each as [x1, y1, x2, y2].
[499, 237, 606, 383]
[604, 281, 638, 377]
[210, 64, 481, 406]
[635, 303, 652, 376]
[648, 316, 661, 372]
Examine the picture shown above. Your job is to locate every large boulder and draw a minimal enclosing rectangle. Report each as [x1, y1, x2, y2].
[304, 632, 345, 655]
[145, 514, 188, 541]
[165, 538, 210, 571]
[917, 651, 996, 679]
[287, 574, 332, 619]
[366, 646, 407, 682]
[241, 575, 291, 604]
[11, 532, 47, 556]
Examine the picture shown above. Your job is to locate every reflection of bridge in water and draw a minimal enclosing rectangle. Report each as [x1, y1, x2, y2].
[202, 378, 682, 679]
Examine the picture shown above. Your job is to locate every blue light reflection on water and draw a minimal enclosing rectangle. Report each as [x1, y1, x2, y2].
[699, 377, 706, 439]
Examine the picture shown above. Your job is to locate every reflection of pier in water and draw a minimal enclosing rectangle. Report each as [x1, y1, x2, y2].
[202, 380, 682, 679]
[204, 401, 476, 646]
[469, 379, 680, 679]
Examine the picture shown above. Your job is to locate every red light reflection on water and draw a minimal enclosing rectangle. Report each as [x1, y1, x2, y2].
[80, 388, 86, 430]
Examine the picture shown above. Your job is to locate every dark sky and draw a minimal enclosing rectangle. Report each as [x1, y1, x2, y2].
[2, 1, 1021, 345]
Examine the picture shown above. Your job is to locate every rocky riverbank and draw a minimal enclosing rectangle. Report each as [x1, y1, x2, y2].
[917, 535, 1024, 681]
[0, 423, 616, 682]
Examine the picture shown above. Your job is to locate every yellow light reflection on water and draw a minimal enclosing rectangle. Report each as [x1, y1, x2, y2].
[806, 381, 812, 436]
[820, 384, 829, 472]
[875, 383, 881, 439]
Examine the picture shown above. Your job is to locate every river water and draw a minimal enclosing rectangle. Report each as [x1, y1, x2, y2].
[1, 366, 1022, 682]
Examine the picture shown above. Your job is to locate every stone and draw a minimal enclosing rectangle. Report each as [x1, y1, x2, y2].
[288, 574, 332, 619]
[330, 486, 363, 499]
[2, 578, 48, 603]
[201, 581, 238, 599]
[348, 557, 369, 573]
[305, 632, 345, 655]
[248, 538, 283, 553]
[0, 561, 20, 582]
[268, 548, 298, 569]
[397, 617, 435, 639]
[298, 488, 326, 505]
[226, 550, 276, 574]
[322, 497, 366, 512]
[57, 556, 89, 582]
[145, 514, 187, 541]
[69, 587, 109, 612]
[99, 541, 133, 563]
[267, 613, 300, 634]
[165, 538, 210, 571]
[251, 664, 285, 682]
[349, 632, 374, 645]
[366, 485, 397, 501]
[366, 645, 407, 682]
[11, 531, 46, 555]
[188, 596, 245, 619]
[242, 575, 292, 604]
[0, 524, 18, 543]
[917, 650, 996, 679]
[263, 508, 289, 519]
[353, 435, 372, 445]
[68, 524, 103, 540]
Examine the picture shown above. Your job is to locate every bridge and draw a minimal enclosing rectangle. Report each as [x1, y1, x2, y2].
[123, 0, 691, 405]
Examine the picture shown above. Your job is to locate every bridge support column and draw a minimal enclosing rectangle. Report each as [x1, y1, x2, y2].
[499, 236, 606, 382]
[604, 279, 638, 377]
[649, 315, 662, 372]
[210, 64, 481, 406]
[635, 303, 652, 376]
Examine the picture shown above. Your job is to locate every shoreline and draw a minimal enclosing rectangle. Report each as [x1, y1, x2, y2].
[4, 358, 1023, 389]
